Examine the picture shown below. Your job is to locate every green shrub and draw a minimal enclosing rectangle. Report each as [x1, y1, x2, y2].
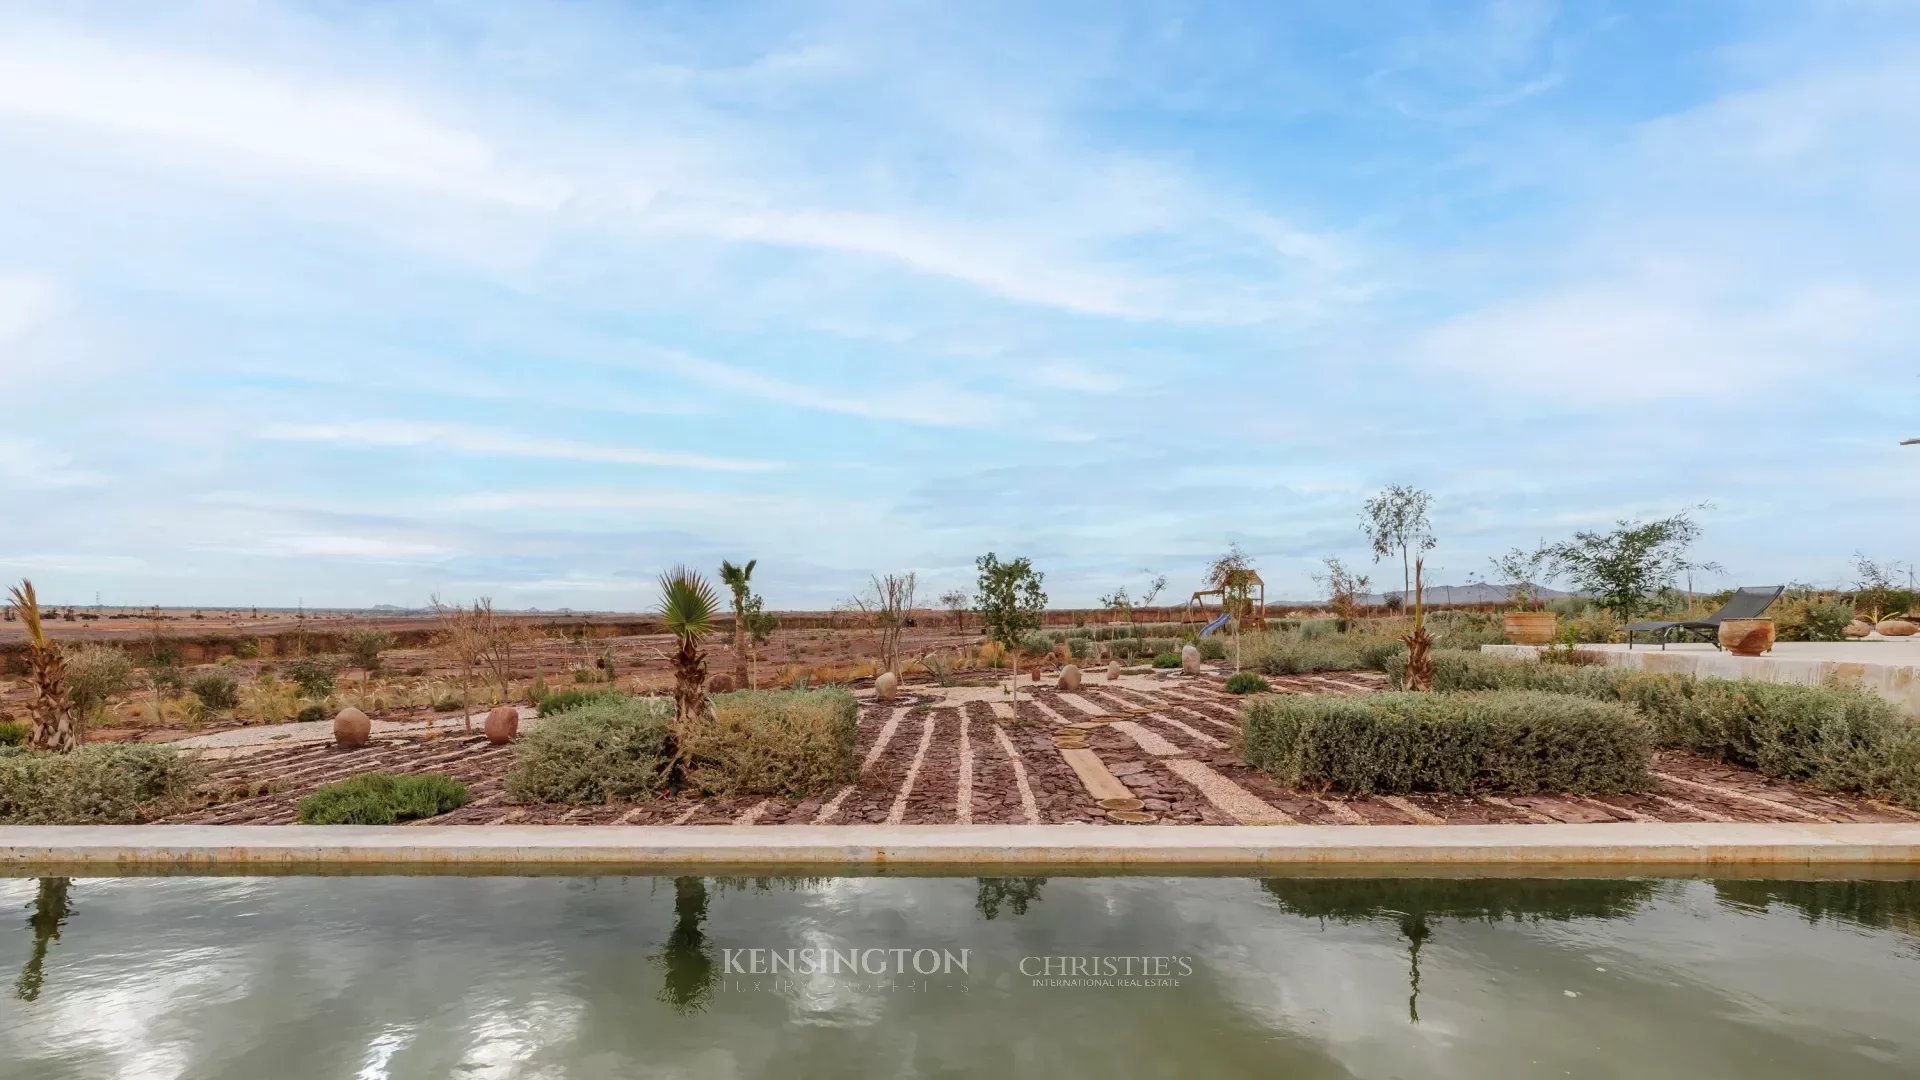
[295, 772, 469, 824]
[1197, 638, 1228, 661]
[285, 655, 340, 697]
[0, 745, 205, 823]
[231, 637, 260, 660]
[537, 688, 627, 717]
[1152, 651, 1181, 669]
[295, 704, 327, 724]
[188, 671, 240, 711]
[0, 722, 27, 746]
[504, 697, 673, 804]
[1241, 691, 1652, 796]
[1244, 631, 1404, 676]
[1655, 680, 1920, 804]
[63, 643, 134, 717]
[679, 689, 859, 796]
[1390, 651, 1920, 808]
[343, 628, 396, 669]
[1773, 597, 1854, 642]
[1225, 672, 1271, 695]
[1067, 637, 1093, 660]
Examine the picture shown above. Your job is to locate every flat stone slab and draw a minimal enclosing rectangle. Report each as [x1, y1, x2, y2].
[4, 823, 1920, 869]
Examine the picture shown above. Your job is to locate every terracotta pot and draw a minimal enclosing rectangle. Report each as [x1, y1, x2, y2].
[874, 671, 898, 701]
[1875, 619, 1917, 637]
[1503, 611, 1557, 646]
[332, 707, 371, 748]
[1718, 618, 1776, 657]
[1844, 620, 1874, 640]
[483, 705, 519, 745]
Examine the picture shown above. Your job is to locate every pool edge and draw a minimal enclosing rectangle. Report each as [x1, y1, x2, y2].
[2, 822, 1919, 869]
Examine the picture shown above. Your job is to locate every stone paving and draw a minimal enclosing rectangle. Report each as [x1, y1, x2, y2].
[158, 669, 1920, 827]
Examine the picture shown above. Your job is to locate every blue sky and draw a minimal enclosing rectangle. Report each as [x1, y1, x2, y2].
[1, 0, 1915, 610]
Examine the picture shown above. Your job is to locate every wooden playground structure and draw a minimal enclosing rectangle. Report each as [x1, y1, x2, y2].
[1184, 570, 1266, 632]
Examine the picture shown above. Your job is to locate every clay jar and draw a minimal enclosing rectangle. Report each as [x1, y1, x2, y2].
[332, 707, 371, 748]
[484, 705, 519, 745]
[1717, 618, 1776, 657]
[1502, 611, 1557, 646]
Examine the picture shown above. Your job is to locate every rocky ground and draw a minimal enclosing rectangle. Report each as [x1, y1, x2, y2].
[157, 670, 1920, 827]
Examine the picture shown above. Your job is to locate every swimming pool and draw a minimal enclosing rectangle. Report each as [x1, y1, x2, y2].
[3, 871, 1916, 1077]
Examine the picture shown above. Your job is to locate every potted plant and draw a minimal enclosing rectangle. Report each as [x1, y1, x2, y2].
[1491, 547, 1556, 645]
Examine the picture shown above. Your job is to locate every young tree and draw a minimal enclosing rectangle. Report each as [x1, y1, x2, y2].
[1488, 545, 1552, 610]
[1138, 572, 1168, 617]
[939, 589, 972, 632]
[1314, 558, 1371, 627]
[854, 572, 918, 676]
[1206, 546, 1257, 671]
[975, 553, 1047, 700]
[659, 567, 719, 740]
[1544, 509, 1711, 621]
[741, 596, 778, 689]
[7, 580, 76, 752]
[431, 596, 500, 731]
[718, 559, 757, 686]
[1851, 554, 1916, 623]
[1362, 485, 1435, 607]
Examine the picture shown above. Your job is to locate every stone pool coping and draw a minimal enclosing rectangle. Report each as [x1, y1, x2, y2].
[3, 822, 1919, 869]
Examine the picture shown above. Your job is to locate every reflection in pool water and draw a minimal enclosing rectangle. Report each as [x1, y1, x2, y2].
[3, 872, 1918, 1078]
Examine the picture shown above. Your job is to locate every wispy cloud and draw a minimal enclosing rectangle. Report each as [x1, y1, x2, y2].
[0, 437, 107, 490]
[260, 421, 785, 472]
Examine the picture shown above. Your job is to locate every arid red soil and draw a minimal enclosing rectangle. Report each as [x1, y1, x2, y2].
[159, 671, 1920, 827]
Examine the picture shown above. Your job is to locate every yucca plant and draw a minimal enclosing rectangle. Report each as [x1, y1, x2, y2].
[8, 579, 77, 752]
[718, 558, 756, 688]
[659, 566, 719, 737]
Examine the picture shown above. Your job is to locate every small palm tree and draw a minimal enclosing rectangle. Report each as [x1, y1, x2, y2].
[7, 580, 76, 753]
[659, 566, 719, 732]
[717, 559, 756, 687]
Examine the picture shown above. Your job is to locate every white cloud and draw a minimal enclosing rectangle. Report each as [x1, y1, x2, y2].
[0, 436, 107, 489]
[260, 421, 785, 472]
[1415, 280, 1887, 400]
[0, 29, 569, 209]
[1025, 361, 1129, 395]
[0, 272, 63, 353]
[633, 348, 1010, 428]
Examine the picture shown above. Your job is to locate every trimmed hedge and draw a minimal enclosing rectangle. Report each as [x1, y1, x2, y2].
[505, 697, 674, 804]
[0, 745, 204, 824]
[1386, 651, 1920, 808]
[1241, 690, 1653, 796]
[537, 688, 626, 717]
[295, 772, 469, 824]
[1224, 672, 1271, 695]
[1151, 651, 1181, 669]
[679, 689, 859, 796]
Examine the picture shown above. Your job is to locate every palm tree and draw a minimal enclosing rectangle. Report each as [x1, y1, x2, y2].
[717, 559, 756, 687]
[658, 566, 719, 736]
[7, 580, 75, 752]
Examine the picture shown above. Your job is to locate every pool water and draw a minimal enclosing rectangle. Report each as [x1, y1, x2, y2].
[2, 872, 1917, 1078]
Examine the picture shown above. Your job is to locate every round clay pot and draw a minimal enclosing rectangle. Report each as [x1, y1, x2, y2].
[1844, 620, 1874, 640]
[332, 706, 371, 748]
[1106, 661, 1121, 682]
[483, 705, 519, 745]
[1502, 611, 1557, 646]
[1875, 619, 1917, 638]
[1718, 618, 1776, 657]
[874, 670, 898, 701]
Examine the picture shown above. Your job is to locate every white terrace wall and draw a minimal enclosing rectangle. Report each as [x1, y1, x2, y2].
[1481, 644, 1920, 717]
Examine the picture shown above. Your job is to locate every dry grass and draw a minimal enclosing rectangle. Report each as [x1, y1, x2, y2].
[677, 689, 859, 797]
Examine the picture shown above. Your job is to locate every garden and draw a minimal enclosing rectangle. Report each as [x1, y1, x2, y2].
[1, 488, 1916, 828]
